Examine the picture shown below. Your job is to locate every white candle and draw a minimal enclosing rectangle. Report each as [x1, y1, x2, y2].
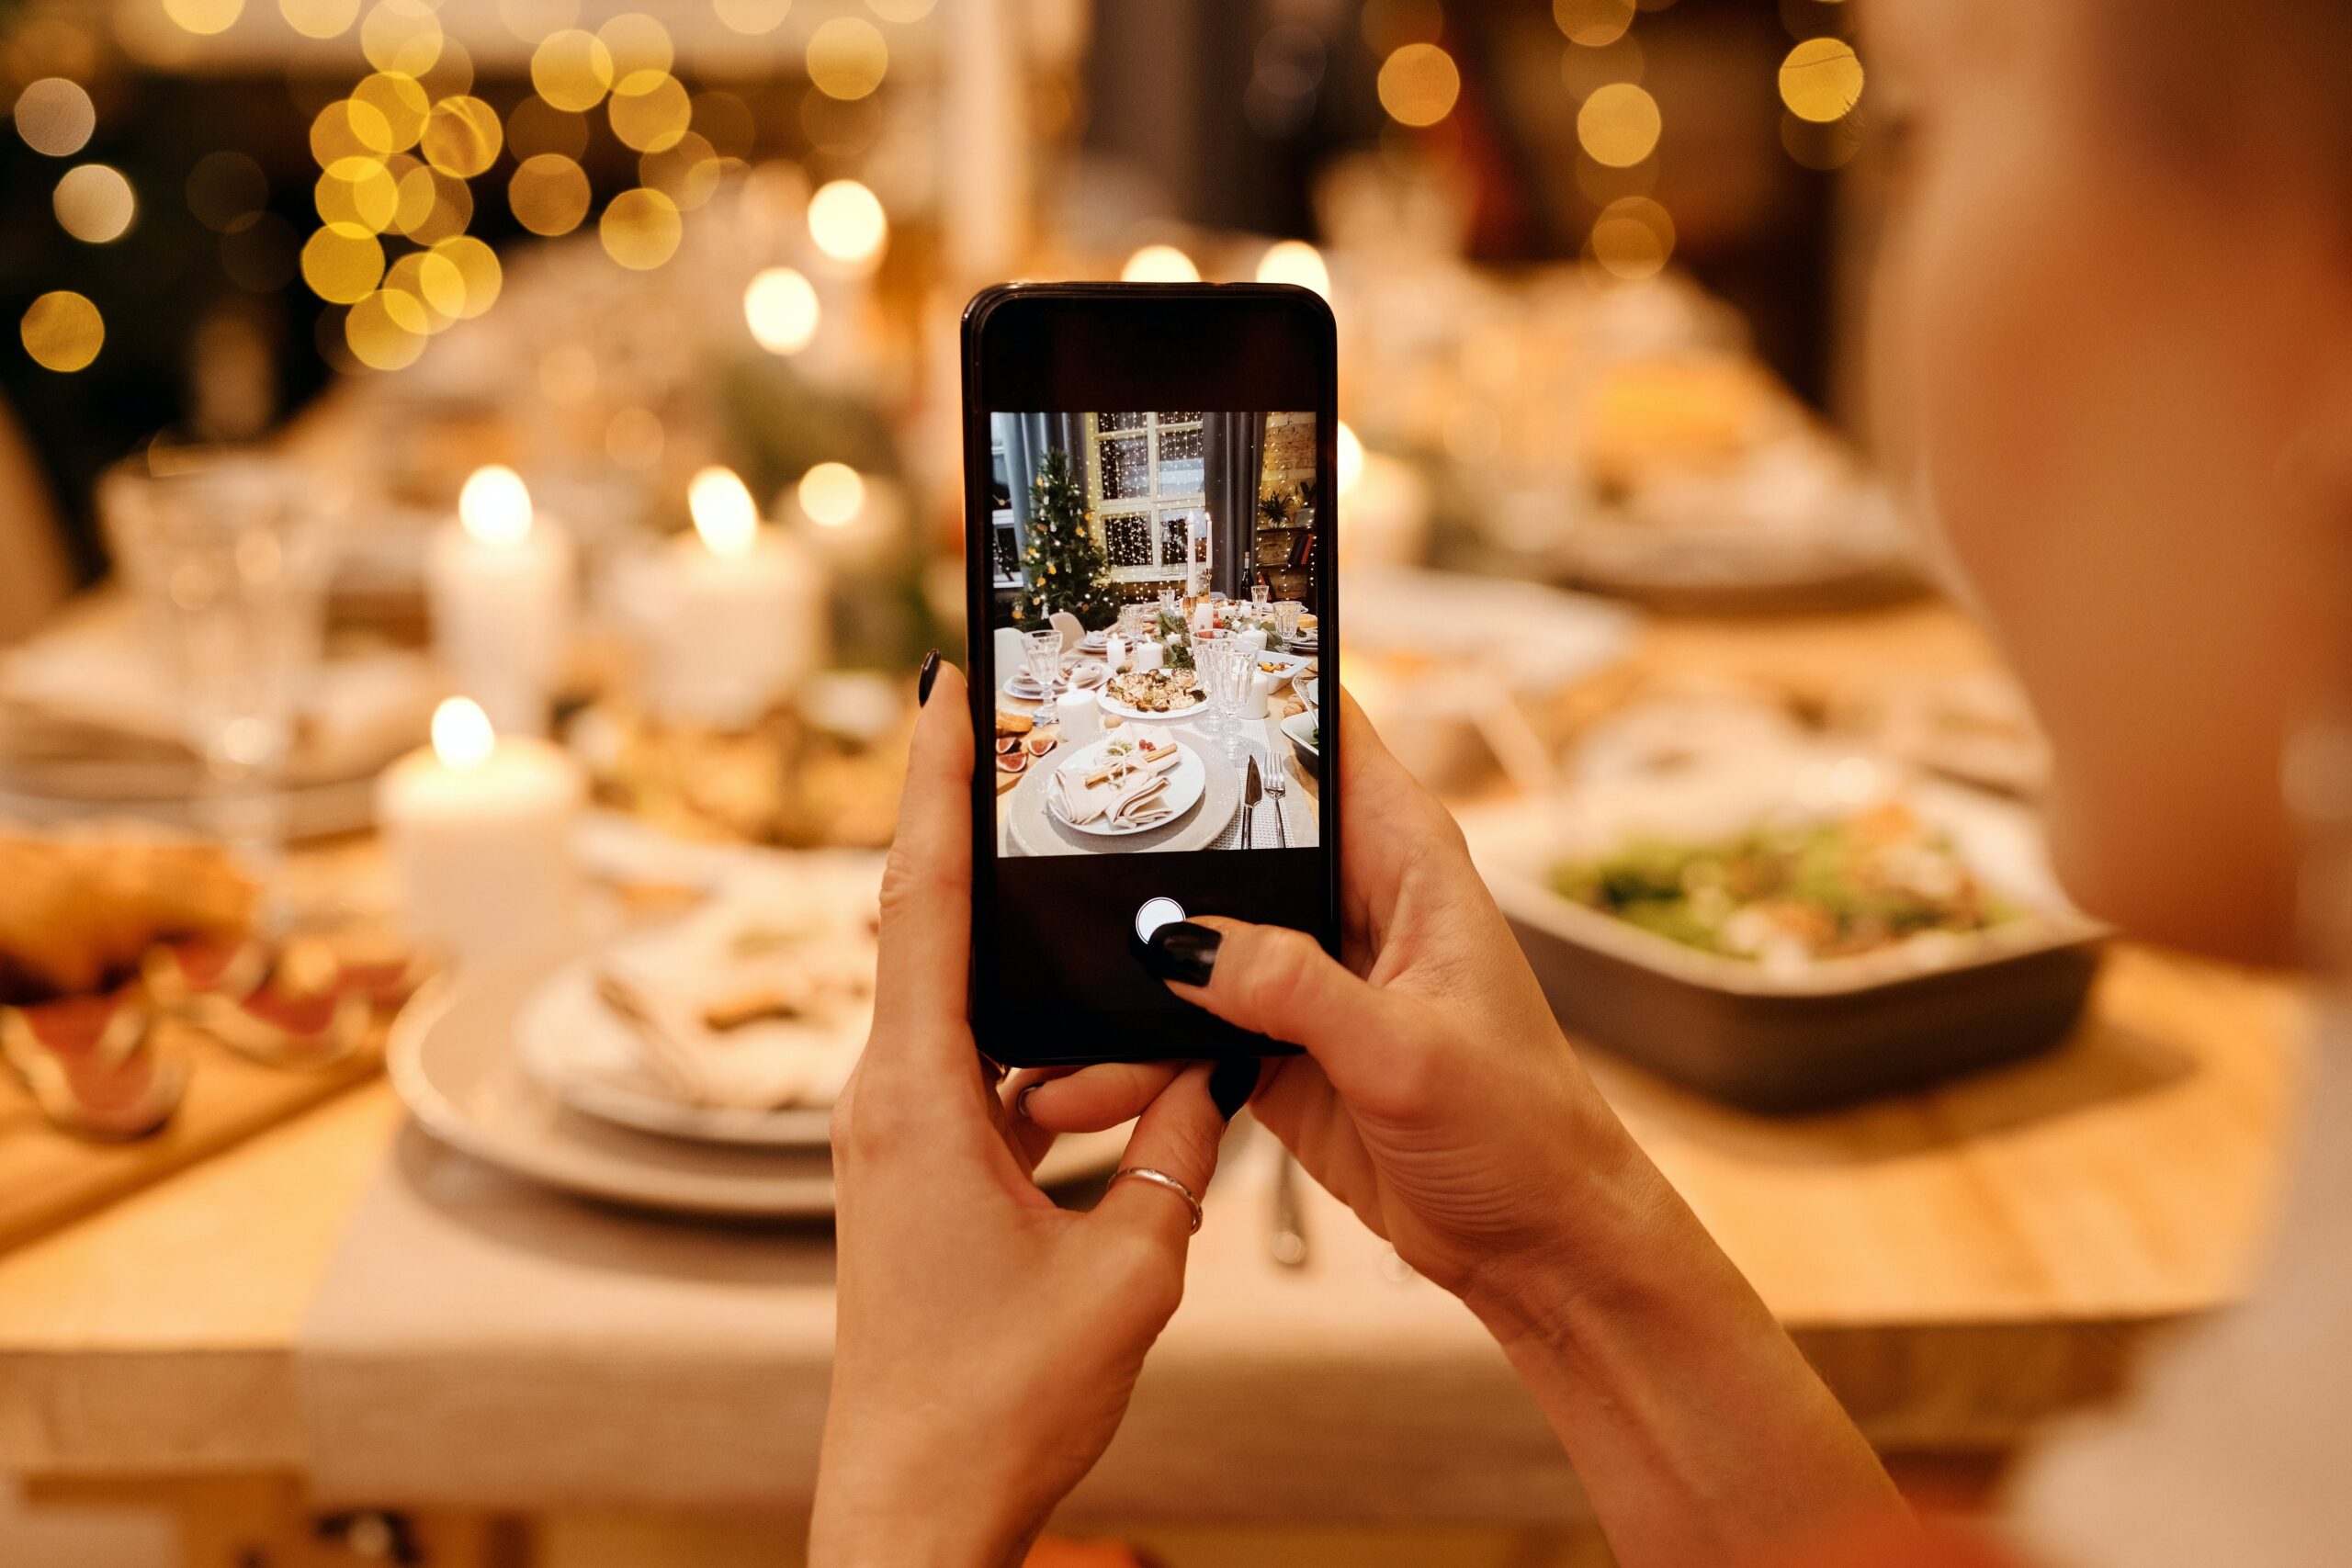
[426, 467, 575, 738]
[375, 697, 583, 970]
[615, 467, 825, 729]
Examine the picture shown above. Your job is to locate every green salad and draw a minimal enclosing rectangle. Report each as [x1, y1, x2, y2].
[1548, 805, 2018, 964]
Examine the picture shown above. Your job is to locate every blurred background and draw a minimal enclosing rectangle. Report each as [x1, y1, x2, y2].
[1, 5, 2296, 1568]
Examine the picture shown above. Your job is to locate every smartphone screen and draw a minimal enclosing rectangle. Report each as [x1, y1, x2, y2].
[963, 285, 1339, 1064]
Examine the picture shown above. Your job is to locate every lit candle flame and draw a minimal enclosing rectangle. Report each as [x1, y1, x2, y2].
[797, 461, 865, 529]
[743, 265, 820, 355]
[432, 696, 496, 771]
[458, 466, 533, 547]
[1337, 421, 1365, 495]
[688, 466, 761, 559]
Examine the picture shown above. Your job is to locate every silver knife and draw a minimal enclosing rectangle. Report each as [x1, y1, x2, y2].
[1242, 757, 1262, 850]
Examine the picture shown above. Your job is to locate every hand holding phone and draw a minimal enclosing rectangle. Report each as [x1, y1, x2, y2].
[962, 285, 1340, 1066]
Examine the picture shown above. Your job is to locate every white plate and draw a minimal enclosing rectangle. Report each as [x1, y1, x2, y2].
[1006, 722, 1239, 855]
[1298, 675, 1318, 708]
[1250, 652, 1311, 682]
[1282, 709, 1320, 760]
[1068, 661, 1109, 690]
[1097, 678, 1209, 722]
[392, 964, 1126, 1218]
[515, 959, 841, 1147]
[1046, 738, 1207, 838]
[1002, 673, 1064, 701]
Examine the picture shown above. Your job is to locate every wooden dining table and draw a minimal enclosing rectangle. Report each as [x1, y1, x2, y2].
[0, 599, 2310, 1553]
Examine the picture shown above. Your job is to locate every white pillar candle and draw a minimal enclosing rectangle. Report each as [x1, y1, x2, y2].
[615, 467, 825, 730]
[426, 467, 576, 738]
[1059, 688, 1100, 745]
[375, 697, 583, 970]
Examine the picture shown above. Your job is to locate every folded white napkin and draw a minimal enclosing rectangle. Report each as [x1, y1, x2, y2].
[1050, 744, 1182, 829]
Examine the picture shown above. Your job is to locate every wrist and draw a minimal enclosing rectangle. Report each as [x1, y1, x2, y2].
[809, 1476, 1039, 1568]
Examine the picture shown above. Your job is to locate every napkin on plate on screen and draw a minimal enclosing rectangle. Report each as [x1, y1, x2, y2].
[1050, 745, 1182, 829]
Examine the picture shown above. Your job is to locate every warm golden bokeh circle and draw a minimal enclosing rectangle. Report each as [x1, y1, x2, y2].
[353, 72, 428, 152]
[1554, 0, 1635, 49]
[609, 73, 691, 152]
[54, 164, 137, 243]
[345, 288, 429, 370]
[1780, 37, 1864, 124]
[422, 96, 503, 177]
[20, 290, 103, 371]
[598, 12, 674, 92]
[301, 223, 386, 303]
[509, 153, 591, 236]
[599, 186, 682, 270]
[13, 77, 96, 157]
[430, 235, 503, 319]
[807, 17, 889, 101]
[360, 0, 442, 77]
[1377, 42, 1460, 128]
[1577, 81, 1661, 167]
[1589, 196, 1675, 280]
[532, 28, 616, 113]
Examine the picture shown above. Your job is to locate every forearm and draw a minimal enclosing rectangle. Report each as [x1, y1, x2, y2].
[808, 1406, 1042, 1568]
[1467, 1132, 1906, 1568]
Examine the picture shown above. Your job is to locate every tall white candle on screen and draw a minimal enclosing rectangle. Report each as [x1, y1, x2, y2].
[624, 468, 824, 729]
[375, 697, 583, 970]
[425, 467, 575, 737]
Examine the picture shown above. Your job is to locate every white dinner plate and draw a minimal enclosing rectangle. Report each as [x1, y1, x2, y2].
[1006, 725, 1240, 855]
[1002, 673, 1064, 701]
[1046, 737, 1207, 838]
[392, 964, 1126, 1219]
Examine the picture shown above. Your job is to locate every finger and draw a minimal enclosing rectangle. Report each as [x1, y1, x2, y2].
[994, 1066, 1078, 1177]
[1012, 1061, 1183, 1134]
[1092, 1064, 1234, 1246]
[1151, 917, 1422, 1104]
[866, 660, 978, 1066]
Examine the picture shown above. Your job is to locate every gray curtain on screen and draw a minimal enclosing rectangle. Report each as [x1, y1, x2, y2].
[998, 412, 1086, 550]
[1203, 412, 1261, 599]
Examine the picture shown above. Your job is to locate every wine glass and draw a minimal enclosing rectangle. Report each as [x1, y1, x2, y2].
[1023, 628, 1064, 725]
[1274, 600, 1302, 642]
[101, 449, 337, 896]
[1251, 581, 1272, 612]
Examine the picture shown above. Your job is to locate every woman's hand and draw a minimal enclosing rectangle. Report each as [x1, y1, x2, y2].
[810, 660, 1245, 1568]
[1019, 692, 1906, 1568]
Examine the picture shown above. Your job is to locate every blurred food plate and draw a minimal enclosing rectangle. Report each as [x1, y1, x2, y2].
[393, 963, 1123, 1219]
[516, 854, 879, 1146]
[1456, 746, 2107, 1113]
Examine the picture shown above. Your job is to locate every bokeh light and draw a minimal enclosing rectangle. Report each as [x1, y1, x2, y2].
[598, 12, 673, 91]
[54, 164, 136, 243]
[397, 165, 472, 243]
[458, 465, 533, 543]
[360, 0, 443, 76]
[640, 132, 720, 210]
[164, 0, 243, 37]
[315, 157, 398, 232]
[807, 17, 888, 101]
[1589, 196, 1675, 280]
[345, 288, 429, 370]
[422, 96, 503, 177]
[599, 186, 681, 270]
[532, 28, 615, 113]
[1122, 243, 1199, 283]
[1555, 0, 1635, 48]
[312, 97, 393, 164]
[301, 223, 386, 303]
[384, 251, 458, 333]
[608, 73, 691, 152]
[13, 78, 96, 157]
[353, 71, 428, 151]
[429, 235, 503, 319]
[797, 462, 865, 528]
[1780, 37, 1863, 123]
[744, 266, 820, 355]
[1577, 81, 1661, 167]
[279, 0, 359, 40]
[431, 696, 495, 769]
[1256, 240, 1330, 298]
[808, 178, 888, 268]
[714, 0, 791, 35]
[1377, 42, 1460, 128]
[509, 152, 591, 236]
[20, 291, 103, 372]
[689, 467, 760, 558]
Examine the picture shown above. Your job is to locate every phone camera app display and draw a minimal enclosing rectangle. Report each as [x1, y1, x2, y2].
[984, 411, 1322, 858]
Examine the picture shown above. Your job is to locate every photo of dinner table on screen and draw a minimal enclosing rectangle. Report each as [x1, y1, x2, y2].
[986, 411, 1321, 857]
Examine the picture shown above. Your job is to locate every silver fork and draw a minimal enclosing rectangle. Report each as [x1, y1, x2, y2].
[1263, 748, 1291, 848]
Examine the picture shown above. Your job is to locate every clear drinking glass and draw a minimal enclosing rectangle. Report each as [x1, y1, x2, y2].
[1274, 600, 1302, 641]
[100, 449, 336, 890]
[1251, 582, 1272, 611]
[1023, 627, 1064, 725]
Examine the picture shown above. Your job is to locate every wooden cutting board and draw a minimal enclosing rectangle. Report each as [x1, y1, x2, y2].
[0, 1016, 385, 1258]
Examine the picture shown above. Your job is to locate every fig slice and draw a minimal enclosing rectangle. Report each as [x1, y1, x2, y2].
[0, 992, 184, 1141]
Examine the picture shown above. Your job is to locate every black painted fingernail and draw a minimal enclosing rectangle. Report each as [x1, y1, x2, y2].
[1209, 1057, 1261, 1121]
[917, 649, 941, 705]
[1143, 920, 1220, 986]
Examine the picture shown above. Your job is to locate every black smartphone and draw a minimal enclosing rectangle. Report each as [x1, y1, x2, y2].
[962, 283, 1339, 1065]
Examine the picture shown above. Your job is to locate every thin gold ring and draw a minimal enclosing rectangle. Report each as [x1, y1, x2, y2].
[1108, 1166, 1204, 1234]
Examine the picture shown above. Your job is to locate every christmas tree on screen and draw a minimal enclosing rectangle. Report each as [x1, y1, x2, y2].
[1020, 447, 1114, 630]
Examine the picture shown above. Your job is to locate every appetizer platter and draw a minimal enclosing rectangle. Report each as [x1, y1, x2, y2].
[1098, 668, 1206, 720]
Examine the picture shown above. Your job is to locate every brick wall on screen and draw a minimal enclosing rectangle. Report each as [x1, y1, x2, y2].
[1261, 412, 1315, 491]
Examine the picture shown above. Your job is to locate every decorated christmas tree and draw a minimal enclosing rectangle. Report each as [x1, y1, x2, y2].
[1019, 447, 1114, 630]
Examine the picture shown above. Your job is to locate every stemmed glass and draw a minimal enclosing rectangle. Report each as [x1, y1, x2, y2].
[1274, 600, 1302, 643]
[1023, 627, 1064, 726]
[101, 449, 336, 899]
[1251, 581, 1272, 613]
[1193, 631, 1244, 762]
